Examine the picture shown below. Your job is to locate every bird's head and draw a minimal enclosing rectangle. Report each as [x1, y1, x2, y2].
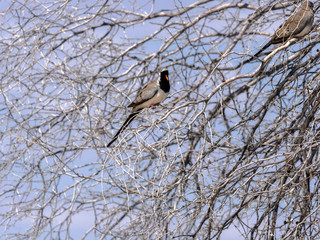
[161, 70, 169, 82]
[302, 1, 313, 10]
[159, 70, 170, 92]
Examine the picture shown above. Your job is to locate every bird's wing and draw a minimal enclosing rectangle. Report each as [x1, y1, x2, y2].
[273, 6, 313, 42]
[128, 80, 158, 108]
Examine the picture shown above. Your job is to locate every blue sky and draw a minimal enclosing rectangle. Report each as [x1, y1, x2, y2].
[0, 0, 319, 239]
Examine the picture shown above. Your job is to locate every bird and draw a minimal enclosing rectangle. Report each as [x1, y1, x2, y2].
[245, 0, 314, 63]
[107, 70, 170, 147]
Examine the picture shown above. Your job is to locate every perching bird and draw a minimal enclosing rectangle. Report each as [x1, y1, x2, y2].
[107, 70, 170, 147]
[245, 0, 314, 63]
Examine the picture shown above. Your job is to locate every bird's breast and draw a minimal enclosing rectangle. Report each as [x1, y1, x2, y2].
[132, 89, 169, 112]
[296, 21, 313, 37]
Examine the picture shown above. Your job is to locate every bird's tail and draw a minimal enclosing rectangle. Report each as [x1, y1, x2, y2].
[243, 41, 272, 64]
[107, 109, 142, 147]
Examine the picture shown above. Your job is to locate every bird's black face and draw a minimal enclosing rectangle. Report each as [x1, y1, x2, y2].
[159, 70, 170, 92]
[161, 70, 169, 82]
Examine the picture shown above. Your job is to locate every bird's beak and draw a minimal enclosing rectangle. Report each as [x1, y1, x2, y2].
[166, 75, 169, 81]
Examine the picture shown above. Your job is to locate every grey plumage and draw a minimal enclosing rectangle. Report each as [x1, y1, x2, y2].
[107, 70, 170, 147]
[245, 1, 314, 63]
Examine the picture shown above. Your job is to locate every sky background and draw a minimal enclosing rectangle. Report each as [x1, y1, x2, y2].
[0, 0, 319, 239]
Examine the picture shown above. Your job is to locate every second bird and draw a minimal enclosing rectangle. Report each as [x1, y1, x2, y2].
[107, 70, 170, 147]
[246, 0, 314, 62]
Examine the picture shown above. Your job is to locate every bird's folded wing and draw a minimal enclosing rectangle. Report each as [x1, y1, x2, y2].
[274, 9, 312, 41]
[128, 80, 158, 107]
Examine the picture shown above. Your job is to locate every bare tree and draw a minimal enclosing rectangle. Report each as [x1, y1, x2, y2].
[1, 0, 320, 239]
